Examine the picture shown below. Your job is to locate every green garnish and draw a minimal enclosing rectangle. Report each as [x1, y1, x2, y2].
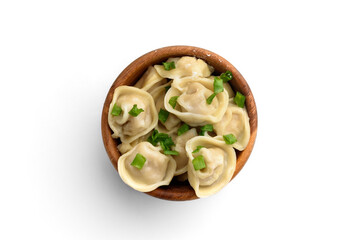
[111, 103, 122, 116]
[234, 92, 246, 108]
[220, 70, 233, 83]
[163, 137, 174, 147]
[169, 96, 179, 109]
[206, 77, 224, 104]
[192, 146, 204, 153]
[164, 86, 171, 92]
[223, 134, 237, 145]
[128, 104, 144, 117]
[147, 129, 159, 146]
[158, 108, 169, 123]
[163, 61, 176, 71]
[177, 123, 189, 136]
[164, 150, 179, 156]
[213, 77, 224, 94]
[192, 155, 206, 171]
[199, 124, 213, 136]
[147, 129, 175, 152]
[131, 153, 146, 169]
[155, 132, 170, 141]
[160, 137, 175, 151]
[206, 93, 217, 105]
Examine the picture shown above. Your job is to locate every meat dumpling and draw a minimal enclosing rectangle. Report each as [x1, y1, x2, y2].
[185, 136, 236, 197]
[164, 76, 229, 126]
[154, 56, 214, 79]
[134, 66, 167, 92]
[213, 100, 250, 151]
[118, 142, 176, 192]
[108, 86, 158, 143]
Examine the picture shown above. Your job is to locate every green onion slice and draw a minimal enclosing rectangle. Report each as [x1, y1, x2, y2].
[131, 153, 146, 169]
[200, 124, 213, 136]
[234, 92, 246, 108]
[220, 70, 233, 83]
[223, 134, 237, 145]
[169, 96, 179, 109]
[206, 77, 224, 104]
[147, 129, 159, 146]
[192, 146, 204, 153]
[206, 93, 217, 105]
[163, 61, 176, 71]
[147, 130, 175, 151]
[158, 108, 169, 124]
[111, 103, 122, 116]
[128, 104, 144, 117]
[164, 150, 179, 156]
[213, 77, 224, 94]
[192, 155, 206, 171]
[177, 123, 189, 136]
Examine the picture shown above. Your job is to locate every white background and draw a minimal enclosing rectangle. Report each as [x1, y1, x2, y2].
[1, 0, 359, 239]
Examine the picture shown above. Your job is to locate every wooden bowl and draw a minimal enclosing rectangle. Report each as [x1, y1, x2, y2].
[101, 46, 258, 201]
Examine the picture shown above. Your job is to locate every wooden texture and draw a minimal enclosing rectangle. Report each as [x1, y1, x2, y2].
[101, 46, 258, 201]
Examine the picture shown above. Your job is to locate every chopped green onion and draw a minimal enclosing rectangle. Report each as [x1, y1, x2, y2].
[206, 93, 217, 105]
[200, 124, 213, 136]
[234, 92, 246, 108]
[163, 137, 175, 148]
[192, 146, 204, 153]
[206, 77, 224, 104]
[177, 123, 189, 136]
[164, 86, 171, 92]
[111, 103, 122, 116]
[223, 134, 237, 145]
[155, 132, 169, 141]
[220, 70, 233, 83]
[163, 61, 176, 71]
[161, 137, 175, 150]
[128, 104, 144, 117]
[164, 150, 179, 156]
[131, 153, 146, 169]
[192, 155, 206, 171]
[158, 108, 169, 124]
[147, 129, 159, 146]
[213, 77, 224, 94]
[147, 130, 175, 151]
[169, 96, 179, 109]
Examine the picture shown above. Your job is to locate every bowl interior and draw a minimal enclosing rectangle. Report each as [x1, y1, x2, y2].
[101, 46, 258, 201]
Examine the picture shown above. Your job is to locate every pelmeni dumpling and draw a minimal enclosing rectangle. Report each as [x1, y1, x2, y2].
[154, 57, 214, 79]
[118, 142, 176, 192]
[134, 66, 167, 92]
[149, 82, 181, 132]
[108, 86, 158, 143]
[173, 128, 197, 175]
[186, 136, 236, 197]
[164, 77, 229, 126]
[213, 101, 250, 151]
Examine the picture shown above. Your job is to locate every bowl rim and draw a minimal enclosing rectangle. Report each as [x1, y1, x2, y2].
[101, 45, 258, 201]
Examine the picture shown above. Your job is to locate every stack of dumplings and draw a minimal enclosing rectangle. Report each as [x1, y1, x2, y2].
[108, 56, 250, 198]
